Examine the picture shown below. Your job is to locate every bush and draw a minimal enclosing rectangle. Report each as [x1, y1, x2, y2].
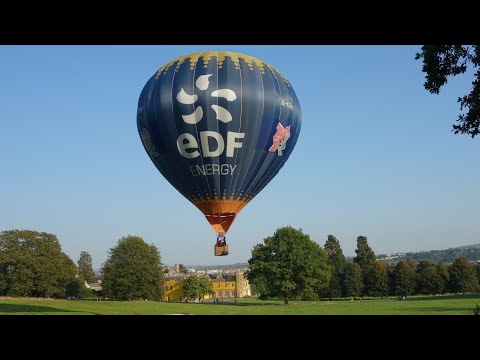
[473, 304, 480, 316]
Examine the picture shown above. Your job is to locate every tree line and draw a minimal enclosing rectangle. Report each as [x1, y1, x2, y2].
[246, 227, 480, 304]
[399, 246, 480, 264]
[1, 229, 215, 302]
[0, 230, 88, 298]
[0, 230, 164, 301]
[2, 228, 479, 304]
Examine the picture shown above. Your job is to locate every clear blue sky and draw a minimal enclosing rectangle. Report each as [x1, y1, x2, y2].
[1, 45, 478, 269]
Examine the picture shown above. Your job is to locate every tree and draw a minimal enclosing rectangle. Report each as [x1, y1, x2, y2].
[178, 264, 188, 274]
[198, 275, 214, 300]
[415, 45, 480, 138]
[182, 275, 213, 302]
[354, 236, 376, 273]
[182, 275, 200, 302]
[321, 235, 346, 298]
[65, 277, 90, 299]
[387, 265, 395, 296]
[320, 273, 343, 299]
[324, 235, 347, 272]
[246, 226, 331, 304]
[392, 261, 416, 298]
[448, 256, 479, 293]
[343, 262, 363, 297]
[436, 262, 450, 293]
[416, 261, 444, 295]
[354, 236, 376, 293]
[78, 251, 96, 283]
[101, 235, 164, 301]
[0, 230, 78, 298]
[477, 263, 480, 286]
[367, 261, 390, 297]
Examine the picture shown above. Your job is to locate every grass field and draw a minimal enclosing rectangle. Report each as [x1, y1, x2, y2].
[1, 293, 479, 315]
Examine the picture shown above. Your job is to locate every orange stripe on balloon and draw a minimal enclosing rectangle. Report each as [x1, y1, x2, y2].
[194, 199, 250, 234]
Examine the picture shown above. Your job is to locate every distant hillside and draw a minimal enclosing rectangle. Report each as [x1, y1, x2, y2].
[378, 244, 480, 264]
[175, 244, 480, 270]
[454, 244, 480, 250]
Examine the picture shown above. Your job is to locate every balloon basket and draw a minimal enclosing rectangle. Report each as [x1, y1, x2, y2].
[214, 245, 229, 256]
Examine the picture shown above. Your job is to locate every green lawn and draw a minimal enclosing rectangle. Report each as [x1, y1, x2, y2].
[1, 293, 479, 315]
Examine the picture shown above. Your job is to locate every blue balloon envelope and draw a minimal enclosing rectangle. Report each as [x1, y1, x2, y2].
[137, 51, 301, 235]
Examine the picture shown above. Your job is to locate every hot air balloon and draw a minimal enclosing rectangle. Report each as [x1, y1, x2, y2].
[137, 51, 301, 256]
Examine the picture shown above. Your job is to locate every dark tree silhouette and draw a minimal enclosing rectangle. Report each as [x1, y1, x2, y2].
[415, 45, 480, 138]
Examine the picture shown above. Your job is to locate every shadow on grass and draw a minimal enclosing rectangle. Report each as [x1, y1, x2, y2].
[406, 293, 480, 301]
[401, 306, 473, 314]
[0, 303, 80, 313]
[320, 298, 366, 302]
[322, 294, 480, 302]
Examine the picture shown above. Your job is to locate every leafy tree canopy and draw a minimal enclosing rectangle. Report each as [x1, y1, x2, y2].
[343, 262, 363, 298]
[321, 235, 347, 299]
[415, 261, 444, 295]
[448, 256, 479, 293]
[416, 45, 480, 138]
[78, 251, 96, 283]
[354, 236, 376, 273]
[324, 235, 346, 273]
[367, 261, 390, 297]
[182, 275, 200, 301]
[178, 264, 188, 274]
[393, 260, 416, 298]
[0, 230, 77, 298]
[182, 275, 214, 302]
[101, 235, 164, 301]
[247, 226, 331, 304]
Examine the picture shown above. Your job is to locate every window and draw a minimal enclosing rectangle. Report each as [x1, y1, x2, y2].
[170, 286, 173, 290]
[165, 286, 169, 291]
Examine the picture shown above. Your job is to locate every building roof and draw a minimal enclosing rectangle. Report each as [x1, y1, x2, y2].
[208, 274, 236, 281]
[165, 275, 188, 281]
[165, 273, 245, 281]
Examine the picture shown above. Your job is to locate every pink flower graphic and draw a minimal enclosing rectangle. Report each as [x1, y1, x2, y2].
[269, 123, 291, 156]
